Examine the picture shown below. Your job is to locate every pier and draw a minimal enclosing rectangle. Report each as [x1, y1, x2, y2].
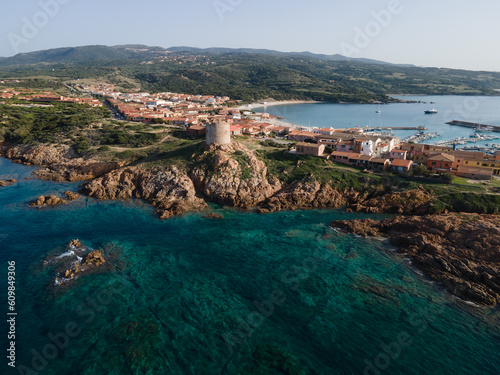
[446, 120, 500, 132]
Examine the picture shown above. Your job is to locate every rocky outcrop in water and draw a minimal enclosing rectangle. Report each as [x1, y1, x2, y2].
[29, 191, 81, 207]
[30, 194, 68, 207]
[44, 240, 109, 285]
[0, 179, 16, 187]
[332, 213, 500, 306]
[80, 166, 207, 219]
[83, 250, 107, 266]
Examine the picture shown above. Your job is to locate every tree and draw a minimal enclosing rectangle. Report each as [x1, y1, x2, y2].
[441, 172, 455, 184]
[411, 164, 431, 177]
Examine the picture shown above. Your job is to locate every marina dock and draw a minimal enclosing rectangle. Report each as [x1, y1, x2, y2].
[446, 120, 500, 132]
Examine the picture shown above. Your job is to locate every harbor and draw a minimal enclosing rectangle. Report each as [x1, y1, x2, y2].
[403, 131, 439, 143]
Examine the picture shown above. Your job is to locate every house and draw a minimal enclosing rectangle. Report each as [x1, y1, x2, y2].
[368, 158, 390, 171]
[187, 125, 206, 138]
[348, 154, 361, 165]
[360, 140, 374, 156]
[295, 142, 326, 157]
[391, 159, 413, 173]
[313, 127, 336, 136]
[357, 155, 373, 168]
[457, 166, 492, 181]
[390, 149, 407, 160]
[337, 141, 354, 153]
[426, 153, 455, 173]
[287, 130, 315, 142]
[230, 125, 242, 136]
[267, 125, 288, 134]
[459, 158, 500, 176]
[329, 151, 353, 164]
[374, 143, 390, 158]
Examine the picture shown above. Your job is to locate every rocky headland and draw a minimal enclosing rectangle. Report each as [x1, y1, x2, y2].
[80, 166, 208, 219]
[1, 141, 446, 217]
[332, 214, 500, 306]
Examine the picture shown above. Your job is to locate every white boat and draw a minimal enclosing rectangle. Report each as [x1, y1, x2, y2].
[424, 108, 438, 114]
[475, 125, 494, 132]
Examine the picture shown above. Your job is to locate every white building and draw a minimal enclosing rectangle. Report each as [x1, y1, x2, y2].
[361, 140, 374, 156]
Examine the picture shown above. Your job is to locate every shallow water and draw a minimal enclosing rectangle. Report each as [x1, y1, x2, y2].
[1, 158, 499, 375]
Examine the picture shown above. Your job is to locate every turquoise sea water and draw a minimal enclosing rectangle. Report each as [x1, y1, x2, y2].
[1, 157, 500, 375]
[254, 95, 500, 148]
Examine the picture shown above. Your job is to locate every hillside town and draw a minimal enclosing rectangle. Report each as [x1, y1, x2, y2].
[2, 85, 499, 181]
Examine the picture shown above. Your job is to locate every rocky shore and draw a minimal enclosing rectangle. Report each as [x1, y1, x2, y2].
[80, 166, 208, 219]
[332, 214, 500, 306]
[2, 142, 439, 218]
[2, 144, 122, 182]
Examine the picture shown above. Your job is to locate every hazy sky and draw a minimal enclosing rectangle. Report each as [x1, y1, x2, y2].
[1, 0, 499, 71]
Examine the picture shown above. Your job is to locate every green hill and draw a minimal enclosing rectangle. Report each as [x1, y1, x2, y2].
[1, 45, 500, 103]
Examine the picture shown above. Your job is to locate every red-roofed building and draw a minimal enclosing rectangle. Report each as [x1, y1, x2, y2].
[230, 125, 242, 136]
[187, 125, 206, 138]
[426, 153, 455, 173]
[391, 159, 413, 172]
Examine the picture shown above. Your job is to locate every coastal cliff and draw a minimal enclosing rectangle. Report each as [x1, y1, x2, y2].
[2, 144, 121, 181]
[332, 214, 500, 306]
[80, 166, 207, 218]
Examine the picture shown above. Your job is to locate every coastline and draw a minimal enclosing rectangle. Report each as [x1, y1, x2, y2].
[239, 100, 324, 111]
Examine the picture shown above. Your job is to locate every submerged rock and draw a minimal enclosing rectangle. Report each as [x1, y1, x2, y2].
[0, 179, 16, 187]
[332, 213, 500, 306]
[203, 213, 224, 219]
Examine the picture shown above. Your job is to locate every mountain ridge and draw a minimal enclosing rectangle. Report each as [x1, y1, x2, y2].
[0, 44, 413, 68]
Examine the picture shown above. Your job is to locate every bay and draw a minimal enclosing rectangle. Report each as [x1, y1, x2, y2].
[254, 95, 500, 148]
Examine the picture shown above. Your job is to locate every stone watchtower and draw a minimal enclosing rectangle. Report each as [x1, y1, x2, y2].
[206, 120, 231, 146]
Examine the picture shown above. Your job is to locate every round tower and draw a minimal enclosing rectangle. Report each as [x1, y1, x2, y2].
[206, 120, 231, 146]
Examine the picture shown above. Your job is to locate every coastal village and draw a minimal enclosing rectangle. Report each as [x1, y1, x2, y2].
[1, 84, 500, 181]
